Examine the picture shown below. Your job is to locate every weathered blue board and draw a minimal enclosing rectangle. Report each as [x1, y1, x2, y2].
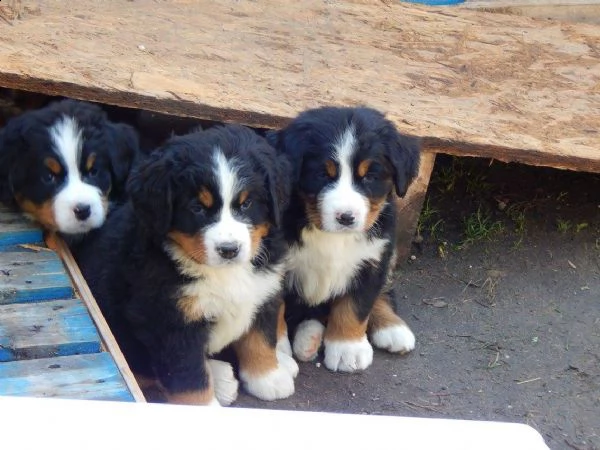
[0, 207, 135, 402]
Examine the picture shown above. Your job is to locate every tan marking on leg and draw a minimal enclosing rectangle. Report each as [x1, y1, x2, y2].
[165, 387, 215, 406]
[234, 327, 278, 377]
[276, 300, 287, 342]
[250, 222, 270, 257]
[198, 187, 214, 209]
[368, 295, 406, 333]
[324, 295, 368, 341]
[168, 230, 207, 264]
[365, 196, 387, 230]
[357, 159, 371, 178]
[16, 197, 57, 231]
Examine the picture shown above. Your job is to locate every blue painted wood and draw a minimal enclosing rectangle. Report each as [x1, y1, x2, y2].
[0, 353, 135, 401]
[0, 299, 102, 362]
[0, 251, 73, 304]
[0, 209, 44, 250]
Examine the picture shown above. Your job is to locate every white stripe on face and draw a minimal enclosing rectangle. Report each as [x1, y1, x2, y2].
[203, 149, 252, 266]
[320, 126, 369, 232]
[50, 116, 106, 235]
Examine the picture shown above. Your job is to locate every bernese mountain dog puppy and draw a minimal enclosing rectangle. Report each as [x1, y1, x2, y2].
[77, 124, 298, 406]
[268, 106, 420, 373]
[0, 99, 139, 242]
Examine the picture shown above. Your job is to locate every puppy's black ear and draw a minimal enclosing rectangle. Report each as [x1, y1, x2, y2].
[126, 149, 173, 236]
[383, 124, 421, 198]
[106, 122, 140, 192]
[266, 126, 305, 185]
[255, 137, 292, 228]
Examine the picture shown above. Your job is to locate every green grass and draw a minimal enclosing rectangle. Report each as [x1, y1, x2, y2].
[461, 207, 504, 247]
[417, 197, 445, 243]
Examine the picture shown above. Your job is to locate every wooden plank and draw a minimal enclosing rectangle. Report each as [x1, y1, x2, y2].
[396, 151, 437, 264]
[0, 353, 135, 401]
[0, 298, 102, 362]
[0, 210, 43, 249]
[47, 234, 147, 402]
[0, 251, 73, 304]
[0, 1, 599, 173]
[463, 0, 600, 25]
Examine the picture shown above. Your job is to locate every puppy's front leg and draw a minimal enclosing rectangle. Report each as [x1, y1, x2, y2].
[153, 327, 220, 407]
[233, 298, 298, 401]
[323, 295, 373, 372]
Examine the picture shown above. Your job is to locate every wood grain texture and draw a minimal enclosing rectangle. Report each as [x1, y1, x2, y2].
[0, 1, 598, 172]
[50, 235, 147, 402]
[0, 250, 73, 304]
[0, 209, 44, 249]
[0, 298, 101, 362]
[0, 353, 135, 401]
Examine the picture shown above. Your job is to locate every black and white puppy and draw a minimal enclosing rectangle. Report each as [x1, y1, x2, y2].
[0, 99, 139, 241]
[77, 124, 298, 406]
[269, 106, 420, 372]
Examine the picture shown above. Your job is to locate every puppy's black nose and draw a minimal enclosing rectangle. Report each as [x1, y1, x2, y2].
[216, 242, 240, 260]
[336, 212, 355, 226]
[73, 203, 91, 221]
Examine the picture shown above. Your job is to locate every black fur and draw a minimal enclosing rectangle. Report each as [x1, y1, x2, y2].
[0, 99, 139, 238]
[269, 106, 420, 366]
[77, 124, 291, 403]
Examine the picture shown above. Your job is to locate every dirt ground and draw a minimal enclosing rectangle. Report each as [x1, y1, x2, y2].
[237, 156, 600, 450]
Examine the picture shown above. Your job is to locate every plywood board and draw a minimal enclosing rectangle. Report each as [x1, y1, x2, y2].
[0, 1, 598, 172]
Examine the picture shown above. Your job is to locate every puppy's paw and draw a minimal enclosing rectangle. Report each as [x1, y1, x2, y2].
[276, 333, 293, 357]
[292, 319, 325, 362]
[240, 363, 296, 401]
[370, 324, 416, 354]
[323, 336, 373, 372]
[277, 350, 299, 379]
[207, 359, 239, 406]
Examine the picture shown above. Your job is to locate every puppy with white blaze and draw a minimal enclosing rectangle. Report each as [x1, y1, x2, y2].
[77, 125, 298, 406]
[0, 99, 139, 244]
[268, 106, 420, 373]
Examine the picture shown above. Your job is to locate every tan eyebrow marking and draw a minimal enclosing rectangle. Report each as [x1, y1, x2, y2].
[325, 160, 337, 178]
[198, 187, 214, 208]
[357, 159, 372, 178]
[85, 153, 97, 172]
[44, 157, 62, 175]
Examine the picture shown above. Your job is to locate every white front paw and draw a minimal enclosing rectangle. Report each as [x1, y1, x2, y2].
[277, 350, 299, 378]
[323, 336, 373, 372]
[240, 362, 296, 401]
[370, 324, 416, 354]
[293, 319, 325, 362]
[276, 333, 293, 357]
[207, 359, 239, 406]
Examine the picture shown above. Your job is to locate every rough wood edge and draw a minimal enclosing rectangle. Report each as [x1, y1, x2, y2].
[422, 138, 600, 174]
[0, 74, 291, 130]
[47, 234, 146, 403]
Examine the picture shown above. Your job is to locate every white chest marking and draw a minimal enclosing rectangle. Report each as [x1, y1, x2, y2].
[287, 228, 388, 306]
[169, 244, 284, 354]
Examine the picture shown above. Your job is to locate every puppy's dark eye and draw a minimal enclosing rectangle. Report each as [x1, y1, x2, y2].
[41, 172, 57, 185]
[190, 201, 206, 214]
[240, 198, 253, 211]
[363, 173, 376, 183]
[88, 167, 98, 177]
